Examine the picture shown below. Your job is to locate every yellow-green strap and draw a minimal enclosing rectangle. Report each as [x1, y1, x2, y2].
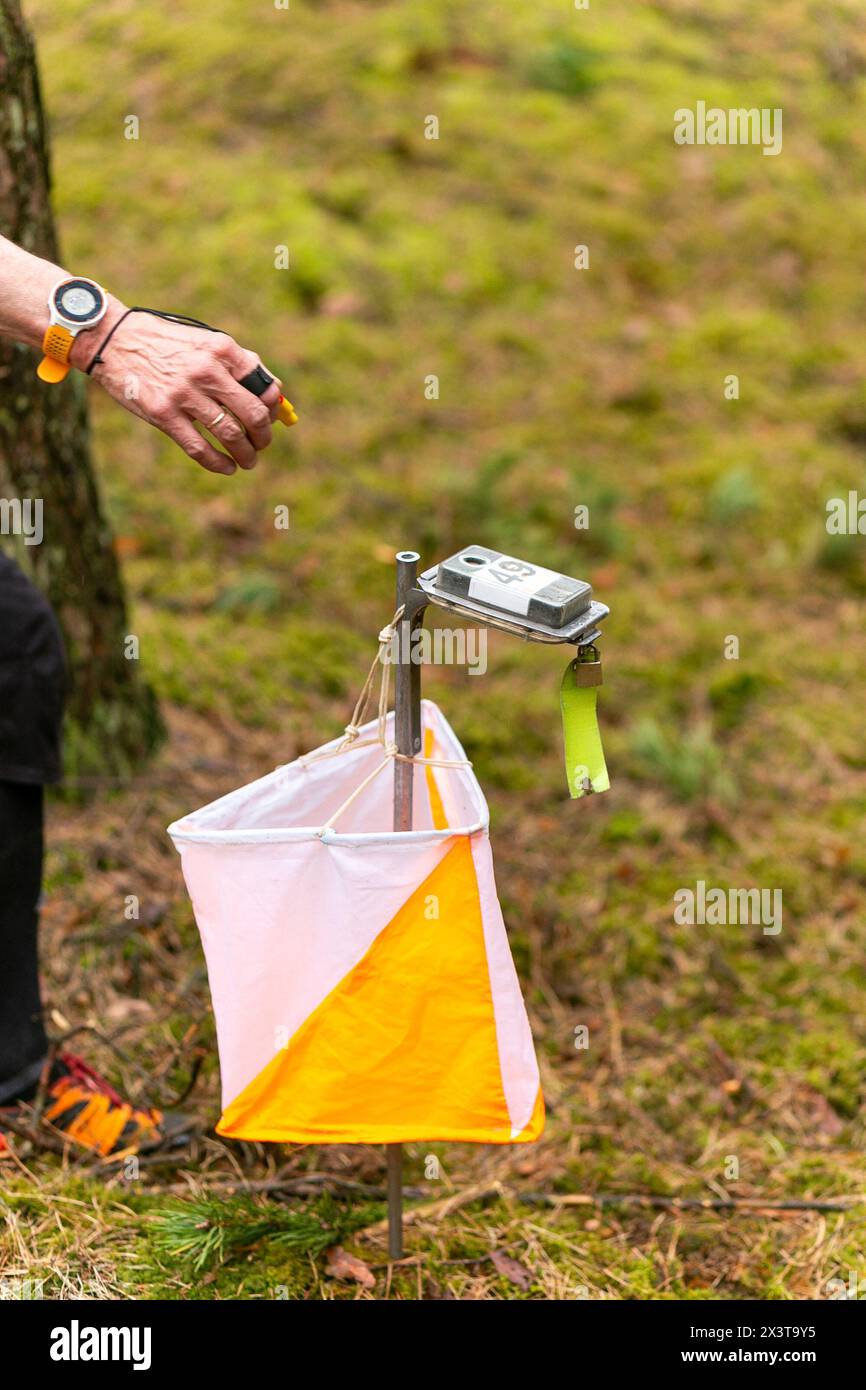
[560, 655, 610, 798]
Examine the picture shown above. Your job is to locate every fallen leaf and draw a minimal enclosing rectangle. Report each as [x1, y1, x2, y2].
[104, 997, 154, 1025]
[424, 1278, 457, 1300]
[325, 1246, 376, 1288]
[114, 535, 141, 558]
[490, 1249, 533, 1290]
[821, 843, 850, 869]
[794, 1085, 845, 1139]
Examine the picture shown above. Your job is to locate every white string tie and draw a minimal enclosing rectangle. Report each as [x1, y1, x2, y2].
[280, 604, 471, 835]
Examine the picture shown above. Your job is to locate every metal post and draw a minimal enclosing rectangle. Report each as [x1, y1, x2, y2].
[394, 550, 420, 832]
[386, 550, 422, 1261]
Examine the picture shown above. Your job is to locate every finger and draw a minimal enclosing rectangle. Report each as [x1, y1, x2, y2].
[190, 395, 258, 470]
[165, 418, 237, 476]
[205, 337, 282, 443]
[259, 378, 283, 425]
[257, 365, 284, 421]
[206, 367, 275, 451]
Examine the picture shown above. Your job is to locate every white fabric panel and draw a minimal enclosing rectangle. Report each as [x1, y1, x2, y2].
[471, 834, 540, 1135]
[168, 703, 487, 844]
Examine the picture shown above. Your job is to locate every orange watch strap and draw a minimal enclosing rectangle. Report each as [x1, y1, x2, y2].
[37, 324, 75, 383]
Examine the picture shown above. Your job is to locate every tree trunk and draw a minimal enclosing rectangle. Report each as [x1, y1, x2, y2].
[0, 0, 163, 779]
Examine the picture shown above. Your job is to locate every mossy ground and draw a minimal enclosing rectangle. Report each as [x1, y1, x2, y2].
[2, 0, 865, 1299]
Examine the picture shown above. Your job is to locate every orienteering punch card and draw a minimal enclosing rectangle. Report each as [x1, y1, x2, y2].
[434, 546, 592, 628]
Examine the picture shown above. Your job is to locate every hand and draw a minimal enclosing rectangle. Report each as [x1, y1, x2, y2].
[72, 301, 284, 475]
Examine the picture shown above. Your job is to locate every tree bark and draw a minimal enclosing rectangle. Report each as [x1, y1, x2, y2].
[0, 0, 163, 778]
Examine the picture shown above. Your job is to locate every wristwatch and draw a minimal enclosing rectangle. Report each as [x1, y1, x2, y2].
[37, 277, 108, 383]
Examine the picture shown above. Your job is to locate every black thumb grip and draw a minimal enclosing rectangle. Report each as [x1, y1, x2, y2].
[238, 364, 298, 426]
[239, 365, 275, 396]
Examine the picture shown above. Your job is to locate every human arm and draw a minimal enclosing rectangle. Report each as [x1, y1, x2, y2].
[0, 234, 284, 475]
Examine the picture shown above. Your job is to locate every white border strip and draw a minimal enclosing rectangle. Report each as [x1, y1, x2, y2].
[167, 700, 489, 848]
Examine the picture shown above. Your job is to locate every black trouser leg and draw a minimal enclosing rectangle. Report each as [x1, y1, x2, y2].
[0, 780, 48, 1104]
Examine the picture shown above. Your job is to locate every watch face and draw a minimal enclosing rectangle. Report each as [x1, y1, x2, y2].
[54, 278, 105, 325]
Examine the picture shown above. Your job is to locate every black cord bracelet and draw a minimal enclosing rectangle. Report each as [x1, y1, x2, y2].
[85, 308, 133, 373]
[85, 306, 221, 375]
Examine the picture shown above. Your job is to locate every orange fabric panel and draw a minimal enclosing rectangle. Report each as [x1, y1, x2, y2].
[424, 727, 449, 830]
[217, 836, 516, 1143]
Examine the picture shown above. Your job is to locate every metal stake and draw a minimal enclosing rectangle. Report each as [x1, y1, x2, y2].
[388, 549, 422, 1260]
[380, 545, 608, 1260]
